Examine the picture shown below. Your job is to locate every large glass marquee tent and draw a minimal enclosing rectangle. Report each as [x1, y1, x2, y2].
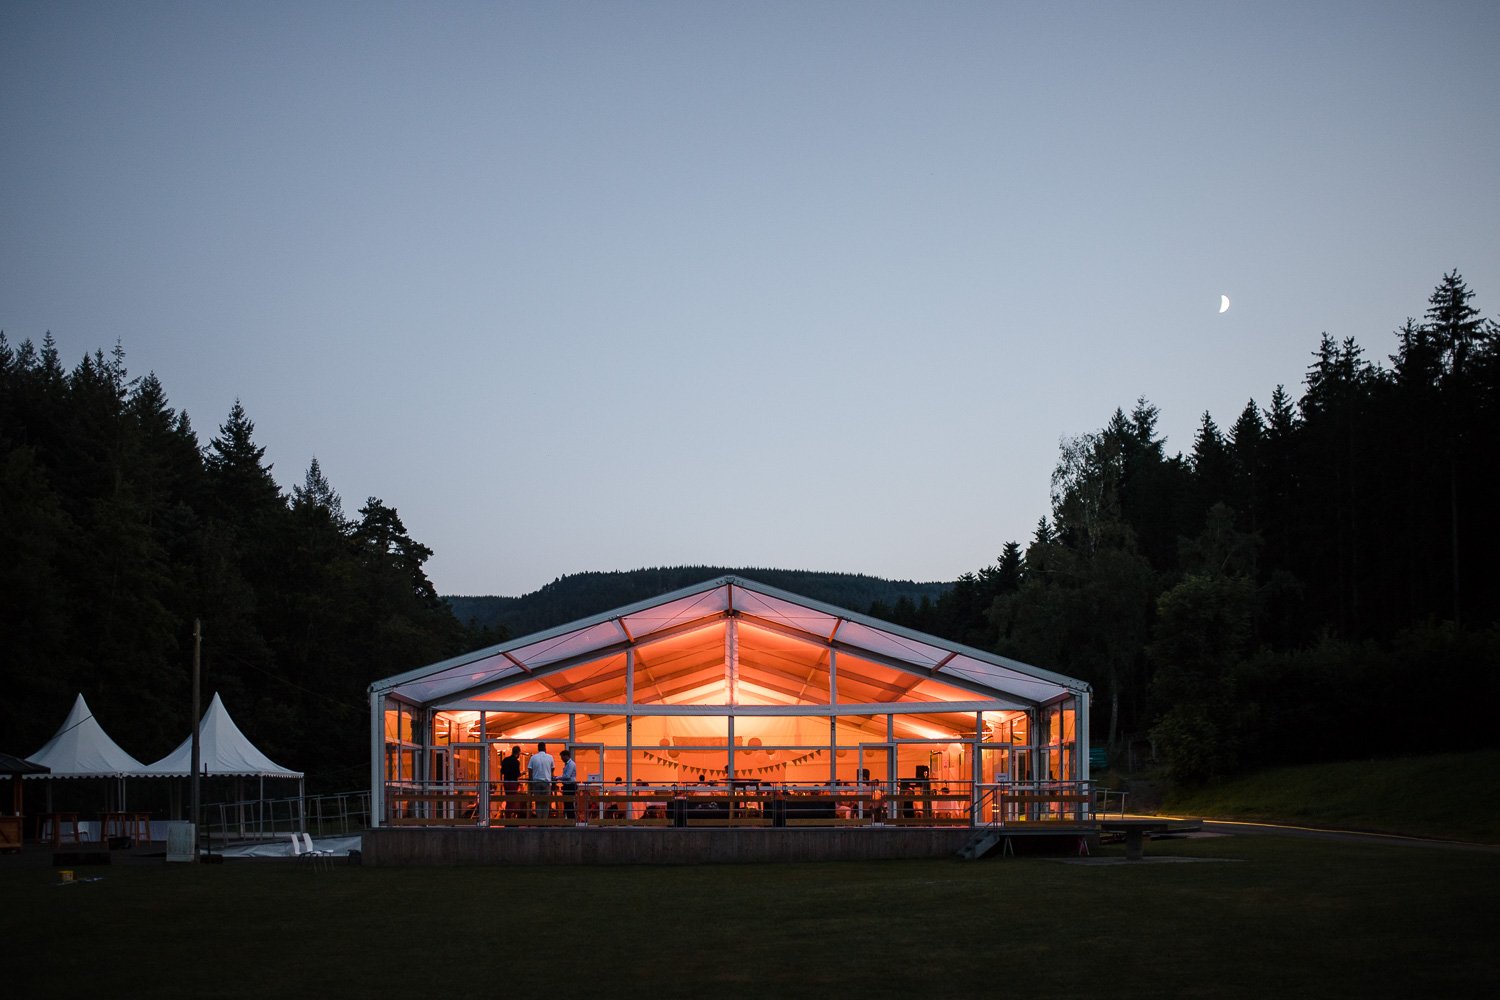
[369, 576, 1091, 827]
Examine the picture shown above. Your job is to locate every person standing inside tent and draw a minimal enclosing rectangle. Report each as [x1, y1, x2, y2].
[559, 749, 577, 820]
[500, 745, 522, 819]
[527, 742, 555, 819]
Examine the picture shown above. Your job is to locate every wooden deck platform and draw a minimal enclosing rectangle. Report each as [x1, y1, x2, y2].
[364, 824, 1101, 865]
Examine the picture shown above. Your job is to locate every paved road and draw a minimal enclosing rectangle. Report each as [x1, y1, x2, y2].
[1193, 817, 1500, 854]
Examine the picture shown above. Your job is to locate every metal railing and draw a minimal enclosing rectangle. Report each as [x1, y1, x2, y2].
[383, 781, 984, 829]
[1095, 786, 1129, 818]
[202, 790, 370, 842]
[973, 781, 1095, 827]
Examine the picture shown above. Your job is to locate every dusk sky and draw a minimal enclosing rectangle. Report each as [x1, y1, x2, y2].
[4, 1, 1498, 597]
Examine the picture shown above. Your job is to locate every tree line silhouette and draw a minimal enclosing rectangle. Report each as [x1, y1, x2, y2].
[0, 340, 472, 789]
[873, 271, 1500, 780]
[3, 270, 1496, 788]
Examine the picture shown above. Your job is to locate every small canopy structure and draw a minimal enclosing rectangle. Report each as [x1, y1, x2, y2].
[2, 751, 52, 776]
[26, 693, 146, 779]
[144, 692, 305, 837]
[143, 692, 303, 780]
[2, 752, 48, 820]
[24, 693, 148, 813]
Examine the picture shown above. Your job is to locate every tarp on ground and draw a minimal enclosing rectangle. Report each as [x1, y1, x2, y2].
[25, 693, 147, 778]
[217, 834, 362, 858]
[142, 692, 303, 779]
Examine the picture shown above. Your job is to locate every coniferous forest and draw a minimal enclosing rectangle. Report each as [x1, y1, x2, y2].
[875, 271, 1500, 780]
[0, 341, 474, 789]
[3, 271, 1498, 789]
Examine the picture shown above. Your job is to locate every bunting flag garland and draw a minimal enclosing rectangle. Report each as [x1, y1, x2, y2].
[637, 748, 828, 776]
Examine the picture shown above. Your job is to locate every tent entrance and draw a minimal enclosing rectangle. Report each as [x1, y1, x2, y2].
[428, 746, 477, 822]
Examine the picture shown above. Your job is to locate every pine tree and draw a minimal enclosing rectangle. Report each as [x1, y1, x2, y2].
[1187, 411, 1232, 529]
[205, 400, 281, 508]
[1426, 269, 1484, 379]
[1227, 399, 1265, 535]
[1298, 336, 1380, 636]
[1107, 397, 1187, 572]
[994, 541, 1023, 593]
[291, 456, 346, 528]
[1420, 271, 1491, 625]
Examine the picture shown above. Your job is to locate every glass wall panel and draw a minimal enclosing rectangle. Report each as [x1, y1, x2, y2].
[891, 710, 973, 742]
[853, 745, 893, 820]
[733, 715, 831, 749]
[634, 715, 729, 781]
[891, 743, 947, 821]
[599, 748, 628, 782]
[619, 749, 681, 821]
[978, 745, 1009, 784]
[384, 703, 416, 743]
[384, 748, 416, 783]
[450, 747, 483, 790]
[434, 710, 485, 746]
[575, 713, 626, 747]
[920, 740, 968, 788]
[834, 714, 888, 746]
[983, 710, 1029, 746]
[566, 744, 606, 798]
[1041, 703, 1081, 781]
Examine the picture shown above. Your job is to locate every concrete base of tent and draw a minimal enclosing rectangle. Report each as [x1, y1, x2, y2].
[362, 826, 1100, 865]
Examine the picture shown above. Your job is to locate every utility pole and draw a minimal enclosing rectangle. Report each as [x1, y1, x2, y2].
[191, 618, 202, 863]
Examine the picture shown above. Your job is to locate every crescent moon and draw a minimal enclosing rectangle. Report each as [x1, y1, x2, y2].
[1219, 295, 1231, 314]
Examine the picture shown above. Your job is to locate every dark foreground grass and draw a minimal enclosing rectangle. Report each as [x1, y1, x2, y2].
[1163, 750, 1500, 843]
[6, 835, 1499, 999]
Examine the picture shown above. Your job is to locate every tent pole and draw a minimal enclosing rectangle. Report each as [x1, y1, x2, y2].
[191, 618, 202, 862]
[369, 692, 383, 829]
[624, 650, 634, 791]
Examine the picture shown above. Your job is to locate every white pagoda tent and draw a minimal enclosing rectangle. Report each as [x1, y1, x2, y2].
[27, 693, 146, 779]
[144, 692, 305, 835]
[144, 692, 303, 779]
[25, 693, 149, 812]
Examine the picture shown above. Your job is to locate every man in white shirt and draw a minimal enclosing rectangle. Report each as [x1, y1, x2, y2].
[527, 742, 555, 818]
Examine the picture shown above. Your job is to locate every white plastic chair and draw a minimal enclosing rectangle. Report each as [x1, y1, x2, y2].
[296, 832, 331, 870]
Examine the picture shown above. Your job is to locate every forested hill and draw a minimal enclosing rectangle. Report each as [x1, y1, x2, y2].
[447, 568, 951, 638]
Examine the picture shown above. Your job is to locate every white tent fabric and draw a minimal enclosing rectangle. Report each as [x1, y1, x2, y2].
[143, 692, 303, 778]
[25, 693, 147, 779]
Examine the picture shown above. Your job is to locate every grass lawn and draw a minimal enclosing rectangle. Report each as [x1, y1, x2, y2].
[6, 834, 1499, 998]
[1162, 750, 1500, 843]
